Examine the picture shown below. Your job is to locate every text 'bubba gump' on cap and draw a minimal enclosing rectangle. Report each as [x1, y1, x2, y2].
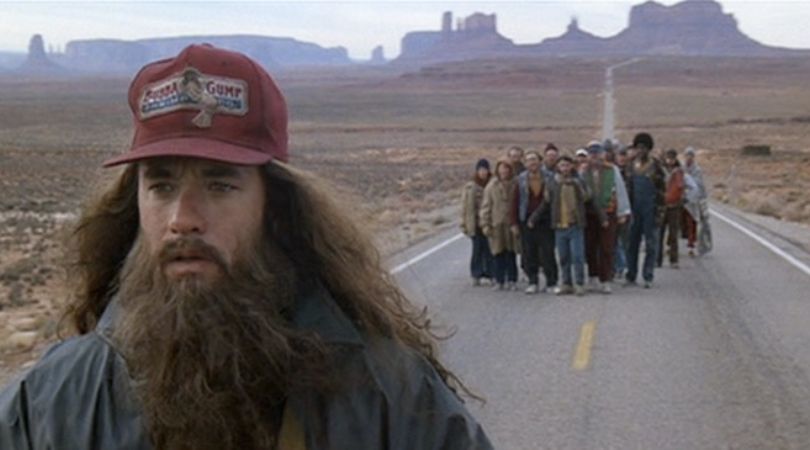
[103, 44, 288, 167]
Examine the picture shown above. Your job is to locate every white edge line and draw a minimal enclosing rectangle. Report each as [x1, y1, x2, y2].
[711, 209, 810, 278]
[391, 233, 465, 274]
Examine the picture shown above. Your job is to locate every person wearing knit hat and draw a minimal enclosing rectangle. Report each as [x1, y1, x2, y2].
[0, 44, 492, 450]
[461, 158, 494, 286]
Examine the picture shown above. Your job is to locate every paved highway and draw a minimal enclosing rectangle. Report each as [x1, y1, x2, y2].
[392, 204, 810, 449]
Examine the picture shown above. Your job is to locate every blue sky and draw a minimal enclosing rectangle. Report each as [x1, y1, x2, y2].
[2, 1, 809, 59]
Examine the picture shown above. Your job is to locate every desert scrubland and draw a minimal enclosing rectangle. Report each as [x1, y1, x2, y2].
[2, 56, 809, 381]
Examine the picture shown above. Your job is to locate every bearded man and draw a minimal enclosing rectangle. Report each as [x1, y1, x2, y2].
[0, 45, 491, 450]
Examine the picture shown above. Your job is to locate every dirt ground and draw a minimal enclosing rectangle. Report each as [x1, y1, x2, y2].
[2, 55, 809, 384]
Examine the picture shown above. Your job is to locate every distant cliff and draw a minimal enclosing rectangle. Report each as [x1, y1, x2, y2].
[398, 12, 514, 63]
[396, 0, 809, 64]
[55, 35, 351, 74]
[605, 0, 772, 55]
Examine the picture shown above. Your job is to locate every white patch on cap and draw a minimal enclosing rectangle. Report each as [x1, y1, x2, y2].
[138, 67, 249, 122]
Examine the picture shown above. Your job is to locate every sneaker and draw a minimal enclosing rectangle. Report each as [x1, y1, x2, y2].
[525, 284, 538, 295]
[688, 249, 696, 257]
[574, 285, 586, 296]
[587, 277, 601, 292]
[472, 278, 481, 287]
[643, 281, 652, 289]
[671, 262, 679, 269]
[555, 285, 574, 295]
[623, 280, 638, 287]
[601, 282, 612, 294]
[493, 283, 504, 291]
[508, 282, 519, 291]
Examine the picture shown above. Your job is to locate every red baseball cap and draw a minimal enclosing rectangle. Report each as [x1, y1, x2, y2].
[103, 44, 288, 167]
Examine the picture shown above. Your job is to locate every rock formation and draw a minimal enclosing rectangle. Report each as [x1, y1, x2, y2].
[396, 0, 808, 65]
[370, 46, 386, 64]
[608, 0, 766, 55]
[54, 35, 351, 75]
[528, 18, 607, 55]
[398, 11, 513, 63]
[15, 34, 68, 76]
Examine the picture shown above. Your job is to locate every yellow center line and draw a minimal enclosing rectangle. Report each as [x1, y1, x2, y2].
[573, 320, 597, 371]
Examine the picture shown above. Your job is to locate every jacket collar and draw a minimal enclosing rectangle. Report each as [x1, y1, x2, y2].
[96, 279, 364, 348]
[288, 281, 365, 347]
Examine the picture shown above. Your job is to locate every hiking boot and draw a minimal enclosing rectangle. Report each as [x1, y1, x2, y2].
[574, 285, 586, 296]
[601, 282, 612, 294]
[555, 285, 574, 295]
[525, 284, 539, 295]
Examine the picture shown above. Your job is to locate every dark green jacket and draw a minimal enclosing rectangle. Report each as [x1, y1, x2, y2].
[0, 284, 492, 450]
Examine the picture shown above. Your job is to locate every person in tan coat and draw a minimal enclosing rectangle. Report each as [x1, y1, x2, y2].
[480, 159, 519, 290]
[461, 159, 494, 286]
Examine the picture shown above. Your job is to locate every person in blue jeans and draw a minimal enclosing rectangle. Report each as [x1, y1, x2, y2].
[624, 132, 666, 288]
[529, 154, 598, 296]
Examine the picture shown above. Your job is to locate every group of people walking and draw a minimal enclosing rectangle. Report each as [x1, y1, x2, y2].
[461, 132, 713, 296]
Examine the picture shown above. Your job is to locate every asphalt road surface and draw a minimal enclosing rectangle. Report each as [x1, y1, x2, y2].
[391, 205, 810, 449]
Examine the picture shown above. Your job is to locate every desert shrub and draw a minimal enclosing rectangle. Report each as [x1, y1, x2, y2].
[741, 145, 772, 156]
[740, 190, 782, 219]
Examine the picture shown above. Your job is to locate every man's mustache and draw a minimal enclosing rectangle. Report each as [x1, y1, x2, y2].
[158, 237, 228, 272]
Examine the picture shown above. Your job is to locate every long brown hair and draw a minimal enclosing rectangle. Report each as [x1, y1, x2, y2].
[66, 160, 469, 396]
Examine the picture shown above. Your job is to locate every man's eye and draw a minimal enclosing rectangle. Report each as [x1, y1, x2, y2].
[148, 183, 174, 193]
[209, 181, 237, 192]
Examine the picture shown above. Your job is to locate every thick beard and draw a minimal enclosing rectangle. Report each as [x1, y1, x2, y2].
[112, 234, 325, 450]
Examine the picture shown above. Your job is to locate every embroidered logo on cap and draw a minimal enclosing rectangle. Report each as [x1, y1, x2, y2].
[138, 67, 249, 128]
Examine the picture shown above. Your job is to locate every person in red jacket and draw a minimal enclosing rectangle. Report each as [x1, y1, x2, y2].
[658, 149, 685, 268]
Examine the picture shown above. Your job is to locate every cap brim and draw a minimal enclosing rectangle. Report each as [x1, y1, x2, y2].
[102, 137, 274, 167]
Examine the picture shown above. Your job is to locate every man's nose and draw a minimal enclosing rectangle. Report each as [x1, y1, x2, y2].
[169, 187, 207, 235]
